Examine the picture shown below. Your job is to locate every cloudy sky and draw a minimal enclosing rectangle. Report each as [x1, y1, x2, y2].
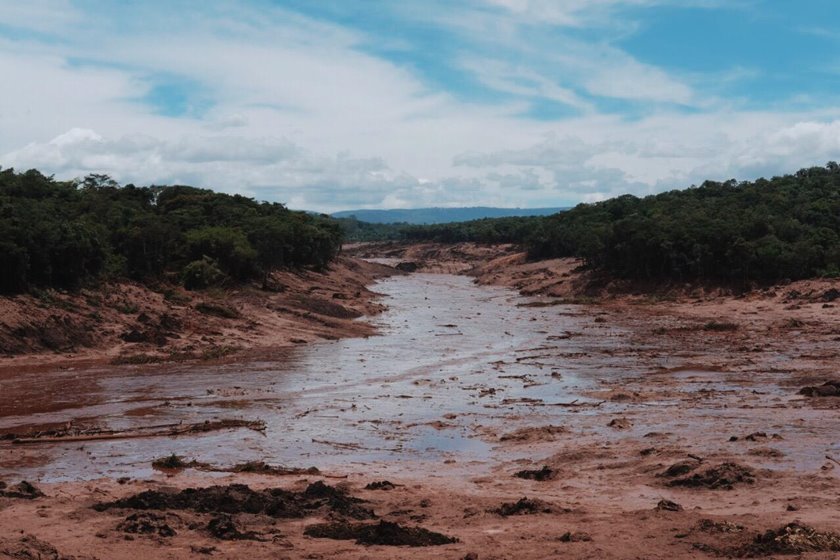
[2, 0, 840, 212]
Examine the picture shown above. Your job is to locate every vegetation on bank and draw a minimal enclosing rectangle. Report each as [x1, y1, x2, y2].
[0, 168, 342, 294]
[528, 164, 840, 283]
[4, 163, 840, 294]
[337, 215, 541, 243]
[354, 164, 840, 284]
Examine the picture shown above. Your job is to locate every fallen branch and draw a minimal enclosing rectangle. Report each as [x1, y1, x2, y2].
[8, 419, 266, 445]
[549, 400, 606, 408]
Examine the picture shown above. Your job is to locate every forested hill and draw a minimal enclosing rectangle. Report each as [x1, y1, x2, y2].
[398, 163, 840, 285]
[331, 206, 567, 224]
[0, 169, 342, 294]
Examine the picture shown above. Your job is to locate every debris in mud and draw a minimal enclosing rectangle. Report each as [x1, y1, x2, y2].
[395, 262, 419, 273]
[364, 481, 397, 490]
[304, 520, 457, 547]
[747, 523, 840, 554]
[207, 513, 264, 541]
[151, 454, 192, 470]
[696, 519, 744, 533]
[799, 380, 840, 397]
[514, 466, 556, 481]
[0, 481, 44, 499]
[7, 419, 266, 444]
[558, 531, 592, 542]
[95, 481, 375, 520]
[223, 462, 320, 476]
[704, 523, 840, 557]
[499, 425, 567, 442]
[655, 499, 683, 512]
[117, 512, 178, 537]
[668, 463, 755, 490]
[492, 498, 554, 516]
[607, 417, 633, 430]
[822, 288, 840, 302]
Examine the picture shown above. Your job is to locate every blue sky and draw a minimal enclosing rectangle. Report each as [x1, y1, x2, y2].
[2, 0, 840, 211]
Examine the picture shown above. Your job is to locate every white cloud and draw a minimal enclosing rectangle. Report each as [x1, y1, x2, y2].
[0, 0, 838, 212]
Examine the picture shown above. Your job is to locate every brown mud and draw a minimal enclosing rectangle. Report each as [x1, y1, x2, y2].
[2, 242, 840, 558]
[0, 256, 396, 371]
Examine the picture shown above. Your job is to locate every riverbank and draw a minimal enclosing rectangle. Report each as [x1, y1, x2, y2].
[3, 246, 840, 559]
[0, 256, 397, 372]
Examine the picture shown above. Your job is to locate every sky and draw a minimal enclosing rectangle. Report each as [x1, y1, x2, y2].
[2, 0, 840, 212]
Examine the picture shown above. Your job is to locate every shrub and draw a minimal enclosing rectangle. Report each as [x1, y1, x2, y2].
[182, 257, 225, 290]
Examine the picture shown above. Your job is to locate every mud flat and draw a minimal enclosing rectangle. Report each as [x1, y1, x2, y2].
[0, 256, 395, 372]
[3, 247, 840, 559]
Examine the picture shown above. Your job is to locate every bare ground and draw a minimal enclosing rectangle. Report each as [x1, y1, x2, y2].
[3, 243, 840, 559]
[0, 256, 397, 372]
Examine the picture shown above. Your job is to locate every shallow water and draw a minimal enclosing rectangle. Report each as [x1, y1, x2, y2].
[0, 274, 613, 482]
[1, 272, 833, 483]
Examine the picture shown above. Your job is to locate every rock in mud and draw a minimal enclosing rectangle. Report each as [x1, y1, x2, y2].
[659, 461, 700, 478]
[655, 499, 683, 512]
[668, 463, 755, 490]
[0, 481, 44, 499]
[95, 481, 374, 520]
[514, 466, 556, 481]
[395, 262, 419, 272]
[492, 498, 554, 516]
[558, 531, 592, 542]
[799, 380, 840, 397]
[304, 520, 457, 547]
[207, 513, 263, 541]
[364, 481, 396, 490]
[696, 519, 744, 534]
[117, 512, 177, 537]
[607, 417, 632, 430]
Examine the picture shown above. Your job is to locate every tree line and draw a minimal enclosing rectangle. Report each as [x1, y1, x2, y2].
[366, 163, 840, 285]
[0, 169, 342, 294]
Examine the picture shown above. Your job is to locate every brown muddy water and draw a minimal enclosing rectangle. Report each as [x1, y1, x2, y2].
[0, 273, 835, 487]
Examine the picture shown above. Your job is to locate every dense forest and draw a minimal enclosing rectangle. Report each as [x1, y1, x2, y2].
[0, 168, 342, 294]
[4, 163, 840, 294]
[381, 163, 840, 284]
[337, 215, 541, 243]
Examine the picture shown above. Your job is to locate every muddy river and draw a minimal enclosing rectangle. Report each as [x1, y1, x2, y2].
[1, 274, 619, 480]
[1, 272, 836, 491]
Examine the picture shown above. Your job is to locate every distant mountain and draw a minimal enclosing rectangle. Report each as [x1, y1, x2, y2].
[331, 206, 567, 225]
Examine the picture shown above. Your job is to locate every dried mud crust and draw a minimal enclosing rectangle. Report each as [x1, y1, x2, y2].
[117, 512, 179, 538]
[666, 463, 757, 490]
[492, 497, 558, 516]
[514, 466, 557, 481]
[95, 481, 375, 520]
[304, 520, 457, 547]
